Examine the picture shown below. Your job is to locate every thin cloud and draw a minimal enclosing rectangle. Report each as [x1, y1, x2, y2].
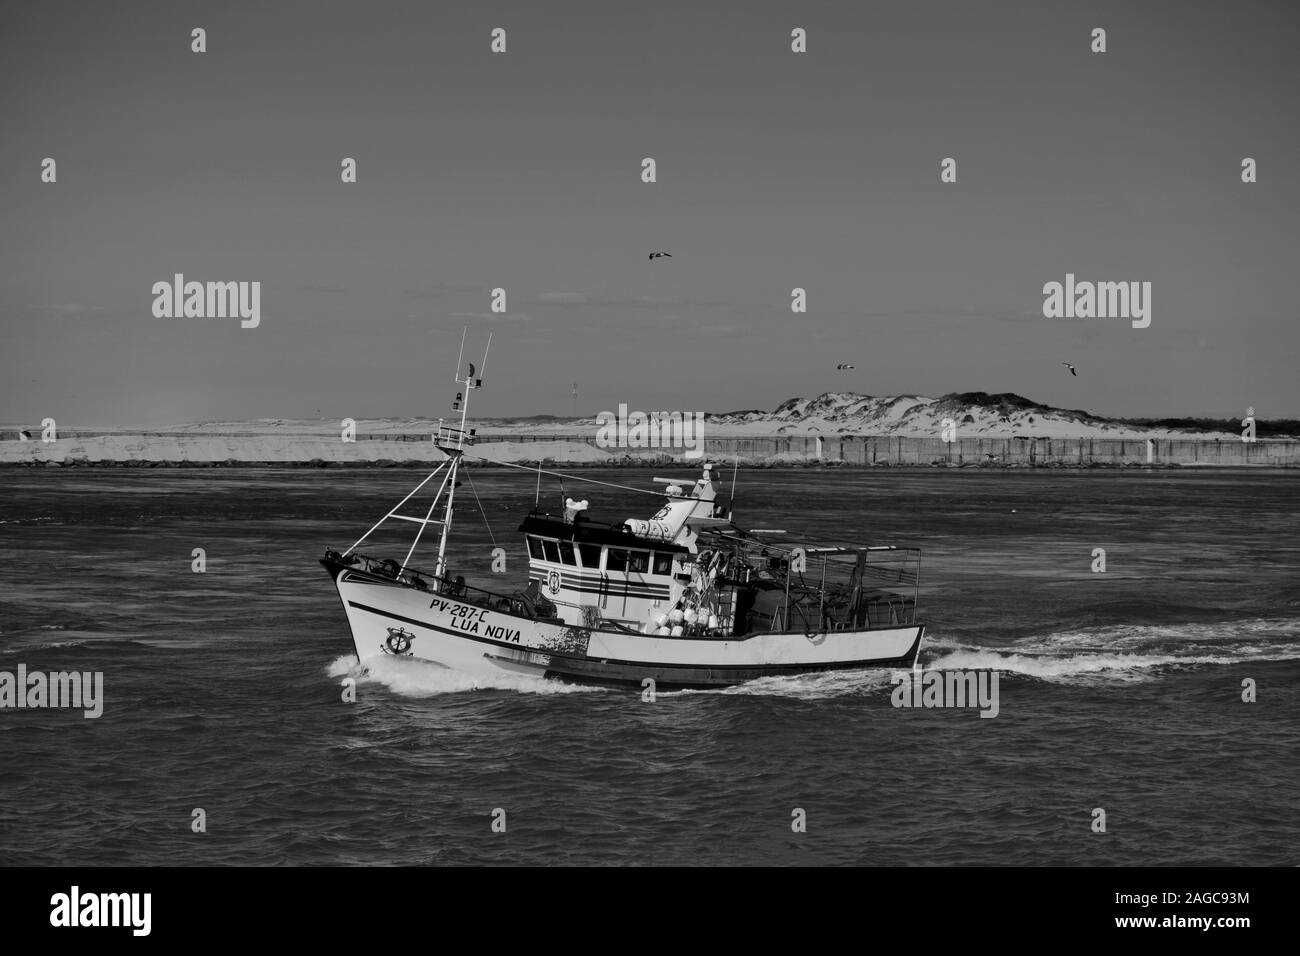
[895, 306, 1044, 324]
[449, 311, 532, 322]
[530, 292, 728, 310]
[405, 282, 484, 300]
[27, 303, 104, 319]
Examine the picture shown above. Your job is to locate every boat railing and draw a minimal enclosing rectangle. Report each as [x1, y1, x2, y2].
[435, 422, 477, 448]
[325, 549, 558, 619]
[719, 542, 921, 635]
[764, 601, 915, 636]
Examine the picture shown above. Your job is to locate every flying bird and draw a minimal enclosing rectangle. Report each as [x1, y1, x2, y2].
[1061, 362, 1077, 376]
[648, 252, 672, 260]
[836, 363, 855, 370]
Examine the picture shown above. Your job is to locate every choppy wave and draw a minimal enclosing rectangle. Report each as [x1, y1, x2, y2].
[0, 640, 89, 654]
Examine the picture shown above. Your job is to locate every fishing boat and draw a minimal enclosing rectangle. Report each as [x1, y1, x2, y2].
[321, 335, 925, 689]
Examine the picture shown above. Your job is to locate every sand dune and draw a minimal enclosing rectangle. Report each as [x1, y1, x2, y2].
[0, 391, 1255, 465]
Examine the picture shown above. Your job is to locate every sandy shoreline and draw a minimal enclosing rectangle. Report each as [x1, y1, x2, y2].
[3, 393, 1290, 468]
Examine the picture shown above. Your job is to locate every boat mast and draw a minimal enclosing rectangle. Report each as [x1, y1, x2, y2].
[434, 329, 491, 583]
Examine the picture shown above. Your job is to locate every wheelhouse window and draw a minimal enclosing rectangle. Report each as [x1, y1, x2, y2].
[652, 552, 673, 575]
[526, 536, 544, 560]
[627, 549, 649, 574]
[558, 541, 576, 565]
[542, 540, 561, 563]
[578, 543, 602, 568]
[607, 549, 628, 573]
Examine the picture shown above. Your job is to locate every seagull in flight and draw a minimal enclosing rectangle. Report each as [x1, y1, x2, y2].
[1061, 362, 1077, 376]
[648, 252, 671, 260]
[836, 363, 855, 370]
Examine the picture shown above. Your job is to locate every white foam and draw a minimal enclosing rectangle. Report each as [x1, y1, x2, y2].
[325, 653, 606, 697]
[921, 618, 1300, 685]
[678, 618, 1300, 696]
[668, 666, 899, 700]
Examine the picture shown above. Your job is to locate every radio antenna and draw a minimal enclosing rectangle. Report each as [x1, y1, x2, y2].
[478, 332, 493, 380]
[454, 327, 467, 378]
[730, 458, 738, 519]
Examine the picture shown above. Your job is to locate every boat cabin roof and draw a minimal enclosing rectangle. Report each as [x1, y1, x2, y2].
[518, 512, 690, 553]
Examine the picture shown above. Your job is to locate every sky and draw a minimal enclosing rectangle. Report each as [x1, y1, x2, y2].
[1, 0, 1298, 427]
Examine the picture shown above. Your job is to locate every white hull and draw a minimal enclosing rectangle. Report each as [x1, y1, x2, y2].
[329, 564, 924, 688]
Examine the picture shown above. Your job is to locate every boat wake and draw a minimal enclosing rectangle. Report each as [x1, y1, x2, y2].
[324, 617, 1300, 700]
[922, 617, 1300, 685]
[666, 667, 900, 700]
[326, 654, 607, 697]
[660, 617, 1300, 698]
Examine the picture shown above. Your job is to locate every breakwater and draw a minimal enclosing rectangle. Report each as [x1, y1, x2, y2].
[1, 431, 1296, 467]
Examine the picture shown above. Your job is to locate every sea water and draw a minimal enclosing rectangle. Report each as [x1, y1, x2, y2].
[1, 467, 1296, 865]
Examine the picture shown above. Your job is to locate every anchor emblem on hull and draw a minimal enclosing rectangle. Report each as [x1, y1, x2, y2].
[382, 627, 415, 656]
[546, 569, 561, 596]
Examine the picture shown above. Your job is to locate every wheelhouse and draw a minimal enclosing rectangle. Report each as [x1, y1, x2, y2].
[519, 512, 687, 627]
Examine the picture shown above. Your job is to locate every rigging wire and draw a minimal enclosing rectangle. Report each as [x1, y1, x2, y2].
[466, 453, 672, 498]
[461, 466, 498, 549]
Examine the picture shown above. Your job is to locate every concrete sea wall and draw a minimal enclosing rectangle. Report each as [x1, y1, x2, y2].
[1, 430, 1296, 466]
